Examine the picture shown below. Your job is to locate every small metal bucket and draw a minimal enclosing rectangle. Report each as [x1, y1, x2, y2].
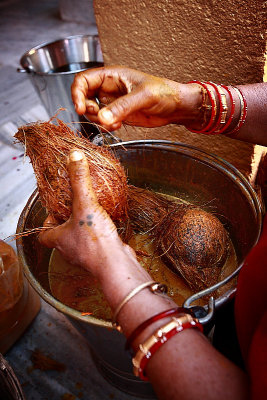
[16, 141, 263, 398]
[18, 34, 103, 132]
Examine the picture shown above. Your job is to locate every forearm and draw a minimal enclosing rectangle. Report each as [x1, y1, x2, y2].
[235, 83, 267, 146]
[71, 66, 267, 146]
[96, 243, 176, 335]
[146, 327, 248, 400]
[97, 246, 248, 400]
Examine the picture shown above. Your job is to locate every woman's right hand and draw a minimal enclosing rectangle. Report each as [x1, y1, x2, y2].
[38, 149, 151, 293]
[71, 66, 203, 131]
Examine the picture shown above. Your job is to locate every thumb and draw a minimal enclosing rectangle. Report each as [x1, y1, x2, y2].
[98, 89, 150, 125]
[67, 149, 98, 218]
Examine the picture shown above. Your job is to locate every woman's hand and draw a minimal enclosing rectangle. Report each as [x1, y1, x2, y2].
[71, 66, 203, 131]
[38, 149, 137, 280]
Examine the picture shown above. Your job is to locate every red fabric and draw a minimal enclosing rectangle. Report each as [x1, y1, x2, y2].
[235, 216, 267, 398]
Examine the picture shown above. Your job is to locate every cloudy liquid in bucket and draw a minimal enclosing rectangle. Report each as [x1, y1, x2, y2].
[48, 193, 238, 321]
[49, 61, 104, 73]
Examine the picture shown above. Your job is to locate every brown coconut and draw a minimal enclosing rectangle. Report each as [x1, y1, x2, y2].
[157, 207, 230, 292]
[127, 186, 230, 292]
[14, 119, 128, 223]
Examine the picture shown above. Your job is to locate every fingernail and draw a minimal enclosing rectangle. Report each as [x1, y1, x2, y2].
[88, 105, 95, 114]
[75, 102, 83, 113]
[101, 109, 115, 124]
[70, 150, 83, 161]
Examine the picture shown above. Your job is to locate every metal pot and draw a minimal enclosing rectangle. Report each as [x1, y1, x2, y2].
[18, 34, 103, 133]
[16, 140, 262, 398]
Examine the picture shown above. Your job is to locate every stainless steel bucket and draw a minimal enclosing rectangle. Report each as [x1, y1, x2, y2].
[16, 141, 263, 398]
[18, 34, 103, 132]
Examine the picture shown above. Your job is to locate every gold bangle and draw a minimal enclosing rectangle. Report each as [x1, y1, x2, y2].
[112, 281, 168, 330]
[218, 85, 228, 124]
[205, 82, 228, 133]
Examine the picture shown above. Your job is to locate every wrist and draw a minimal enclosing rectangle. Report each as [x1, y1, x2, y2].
[96, 243, 153, 309]
[170, 82, 205, 127]
[184, 82, 247, 137]
[117, 286, 176, 338]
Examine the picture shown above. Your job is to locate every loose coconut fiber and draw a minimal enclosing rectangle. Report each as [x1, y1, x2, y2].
[15, 119, 128, 223]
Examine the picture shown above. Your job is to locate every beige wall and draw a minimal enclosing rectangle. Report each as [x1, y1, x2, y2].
[94, 0, 267, 179]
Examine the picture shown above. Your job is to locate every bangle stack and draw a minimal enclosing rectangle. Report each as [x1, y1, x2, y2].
[132, 314, 203, 381]
[112, 280, 203, 381]
[125, 306, 195, 352]
[186, 81, 247, 137]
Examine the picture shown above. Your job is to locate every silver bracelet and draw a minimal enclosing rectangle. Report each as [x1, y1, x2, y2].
[112, 281, 168, 330]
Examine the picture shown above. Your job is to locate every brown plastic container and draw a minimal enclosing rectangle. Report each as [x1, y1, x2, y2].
[0, 240, 40, 354]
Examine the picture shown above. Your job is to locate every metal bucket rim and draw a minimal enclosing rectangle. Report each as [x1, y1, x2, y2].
[112, 139, 263, 229]
[112, 140, 263, 297]
[16, 140, 263, 327]
[20, 34, 100, 76]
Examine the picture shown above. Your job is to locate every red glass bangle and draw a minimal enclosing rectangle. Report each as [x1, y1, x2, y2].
[125, 307, 193, 351]
[215, 85, 235, 134]
[132, 315, 203, 381]
[187, 81, 217, 133]
[204, 82, 227, 135]
[225, 87, 247, 137]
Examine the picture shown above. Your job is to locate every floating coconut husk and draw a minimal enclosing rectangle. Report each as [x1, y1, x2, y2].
[15, 118, 128, 223]
[127, 186, 230, 292]
[127, 185, 170, 232]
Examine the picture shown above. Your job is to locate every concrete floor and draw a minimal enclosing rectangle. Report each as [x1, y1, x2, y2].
[0, 0, 98, 240]
[0, 2, 148, 399]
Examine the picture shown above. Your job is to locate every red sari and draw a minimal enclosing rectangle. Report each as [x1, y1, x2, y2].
[235, 216, 267, 399]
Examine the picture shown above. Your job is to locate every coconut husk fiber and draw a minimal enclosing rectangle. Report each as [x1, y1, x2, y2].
[14, 119, 128, 223]
[127, 186, 230, 292]
[15, 118, 230, 292]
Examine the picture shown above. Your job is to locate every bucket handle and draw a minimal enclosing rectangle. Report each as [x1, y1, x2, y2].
[184, 262, 243, 324]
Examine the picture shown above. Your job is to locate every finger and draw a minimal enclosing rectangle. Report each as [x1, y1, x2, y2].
[84, 99, 100, 115]
[72, 69, 106, 114]
[67, 149, 98, 217]
[98, 90, 152, 126]
[71, 75, 87, 115]
[82, 113, 108, 133]
[83, 113, 122, 133]
[43, 214, 59, 228]
[39, 224, 61, 248]
[72, 66, 137, 115]
[83, 114, 101, 125]
[109, 121, 122, 131]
